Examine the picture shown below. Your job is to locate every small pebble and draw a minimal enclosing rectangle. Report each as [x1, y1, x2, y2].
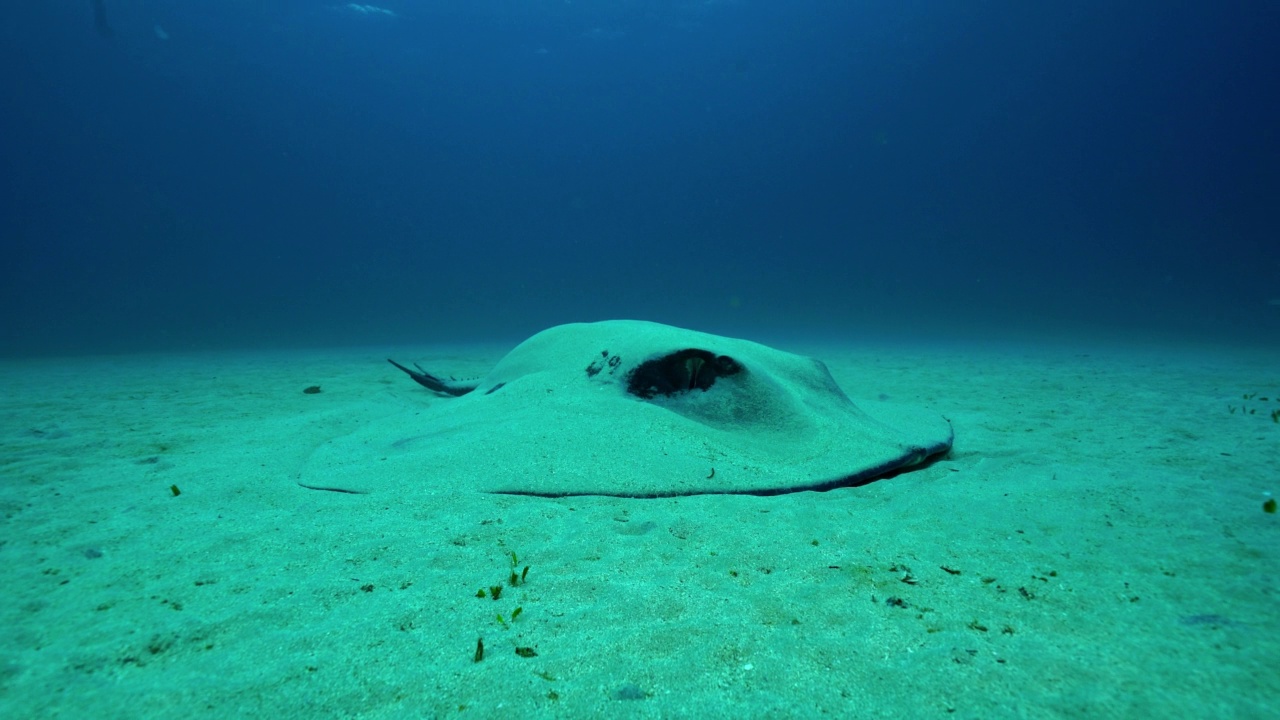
[615, 684, 647, 701]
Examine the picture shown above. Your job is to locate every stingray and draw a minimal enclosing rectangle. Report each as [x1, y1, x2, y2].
[298, 320, 952, 498]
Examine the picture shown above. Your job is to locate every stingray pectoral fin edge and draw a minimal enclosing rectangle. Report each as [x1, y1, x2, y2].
[489, 420, 954, 498]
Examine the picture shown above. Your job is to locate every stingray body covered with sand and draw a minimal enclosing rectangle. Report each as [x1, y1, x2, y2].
[300, 320, 953, 498]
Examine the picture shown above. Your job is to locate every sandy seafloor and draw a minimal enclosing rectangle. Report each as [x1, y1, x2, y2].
[1, 333, 1277, 719]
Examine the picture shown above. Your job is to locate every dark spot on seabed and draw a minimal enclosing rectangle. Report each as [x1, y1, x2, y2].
[296, 483, 368, 495]
[1179, 614, 1242, 627]
[614, 683, 648, 701]
[25, 426, 71, 439]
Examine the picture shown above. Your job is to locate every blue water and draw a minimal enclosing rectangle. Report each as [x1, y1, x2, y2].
[3, 1, 1277, 355]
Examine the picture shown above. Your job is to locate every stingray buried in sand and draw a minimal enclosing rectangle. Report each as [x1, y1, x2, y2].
[299, 320, 953, 498]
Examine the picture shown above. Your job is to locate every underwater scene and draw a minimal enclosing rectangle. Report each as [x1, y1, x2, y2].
[1, 2, 1277, 718]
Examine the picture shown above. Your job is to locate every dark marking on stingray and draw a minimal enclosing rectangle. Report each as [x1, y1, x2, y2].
[626, 348, 742, 399]
[297, 482, 368, 495]
[587, 350, 625, 378]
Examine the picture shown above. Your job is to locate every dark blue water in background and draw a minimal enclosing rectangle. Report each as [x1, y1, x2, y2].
[3, 1, 1277, 355]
